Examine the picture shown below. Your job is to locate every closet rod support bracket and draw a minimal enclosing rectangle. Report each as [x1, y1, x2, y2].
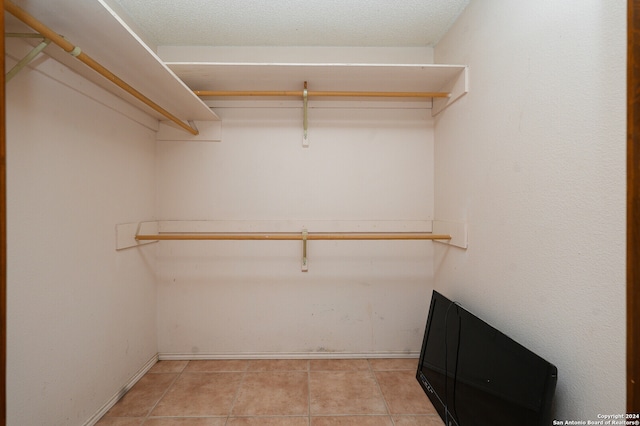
[301, 229, 309, 272]
[6, 37, 51, 82]
[302, 81, 309, 147]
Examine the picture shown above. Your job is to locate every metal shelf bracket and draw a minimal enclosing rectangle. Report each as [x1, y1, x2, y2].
[302, 81, 309, 147]
[301, 229, 309, 272]
[5, 33, 51, 81]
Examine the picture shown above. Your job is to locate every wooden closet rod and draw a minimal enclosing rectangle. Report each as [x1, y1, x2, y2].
[136, 232, 452, 241]
[194, 90, 451, 99]
[4, 0, 199, 136]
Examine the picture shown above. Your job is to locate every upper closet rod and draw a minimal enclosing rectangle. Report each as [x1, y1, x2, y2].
[195, 90, 451, 99]
[135, 232, 452, 241]
[4, 0, 199, 136]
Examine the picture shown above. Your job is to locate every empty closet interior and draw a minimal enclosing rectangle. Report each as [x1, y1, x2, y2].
[3, 1, 627, 425]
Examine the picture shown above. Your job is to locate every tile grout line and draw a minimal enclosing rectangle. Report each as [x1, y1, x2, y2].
[368, 359, 397, 426]
[225, 360, 251, 424]
[307, 359, 312, 426]
[141, 361, 189, 425]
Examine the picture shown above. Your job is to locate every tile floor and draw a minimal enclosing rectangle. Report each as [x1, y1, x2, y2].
[96, 358, 445, 426]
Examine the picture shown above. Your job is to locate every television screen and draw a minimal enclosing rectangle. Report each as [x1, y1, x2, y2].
[416, 290, 557, 426]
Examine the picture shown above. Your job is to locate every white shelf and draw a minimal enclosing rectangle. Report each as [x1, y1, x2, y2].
[166, 62, 468, 115]
[4, 1, 467, 122]
[167, 62, 464, 92]
[4, 0, 219, 122]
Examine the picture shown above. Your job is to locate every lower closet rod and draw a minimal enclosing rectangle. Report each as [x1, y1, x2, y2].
[4, 0, 199, 136]
[135, 232, 451, 241]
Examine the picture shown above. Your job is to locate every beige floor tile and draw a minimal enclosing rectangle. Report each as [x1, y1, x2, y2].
[184, 359, 249, 372]
[310, 371, 387, 415]
[95, 418, 143, 426]
[227, 417, 310, 425]
[248, 359, 309, 371]
[105, 373, 177, 417]
[374, 370, 436, 415]
[148, 360, 189, 374]
[311, 415, 393, 425]
[144, 419, 227, 426]
[369, 358, 418, 371]
[310, 359, 370, 371]
[151, 372, 244, 416]
[97, 358, 441, 425]
[232, 371, 309, 416]
[392, 415, 446, 425]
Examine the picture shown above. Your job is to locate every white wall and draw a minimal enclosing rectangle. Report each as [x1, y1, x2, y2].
[433, 0, 626, 420]
[155, 105, 436, 357]
[5, 40, 158, 425]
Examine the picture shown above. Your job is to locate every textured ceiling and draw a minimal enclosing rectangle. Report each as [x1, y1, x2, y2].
[111, 0, 469, 47]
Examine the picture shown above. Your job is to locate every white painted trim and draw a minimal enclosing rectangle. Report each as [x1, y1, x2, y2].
[158, 46, 435, 64]
[157, 219, 434, 233]
[158, 351, 419, 360]
[82, 353, 159, 426]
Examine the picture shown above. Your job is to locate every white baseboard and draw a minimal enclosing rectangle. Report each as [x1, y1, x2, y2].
[83, 353, 159, 426]
[158, 351, 419, 360]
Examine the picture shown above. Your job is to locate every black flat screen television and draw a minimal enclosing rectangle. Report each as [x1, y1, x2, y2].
[416, 290, 557, 426]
